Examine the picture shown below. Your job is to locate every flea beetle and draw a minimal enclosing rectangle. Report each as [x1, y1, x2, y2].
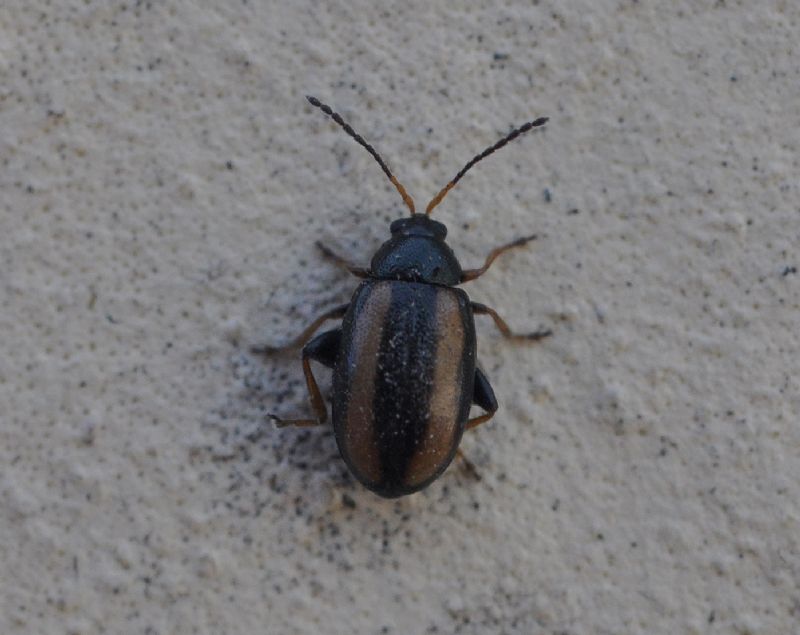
[261, 96, 551, 498]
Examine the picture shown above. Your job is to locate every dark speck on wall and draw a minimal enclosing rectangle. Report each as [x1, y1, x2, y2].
[342, 493, 356, 509]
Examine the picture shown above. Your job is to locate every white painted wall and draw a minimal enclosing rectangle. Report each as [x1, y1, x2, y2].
[2, 2, 798, 633]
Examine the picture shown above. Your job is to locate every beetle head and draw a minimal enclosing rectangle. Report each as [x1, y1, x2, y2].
[389, 215, 447, 240]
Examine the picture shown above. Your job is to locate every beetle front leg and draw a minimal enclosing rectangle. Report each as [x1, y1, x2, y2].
[316, 241, 370, 278]
[252, 303, 348, 354]
[461, 234, 537, 282]
[472, 302, 552, 341]
[269, 329, 340, 428]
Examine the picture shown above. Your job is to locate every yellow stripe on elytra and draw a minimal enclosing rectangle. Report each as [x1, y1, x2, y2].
[405, 289, 465, 487]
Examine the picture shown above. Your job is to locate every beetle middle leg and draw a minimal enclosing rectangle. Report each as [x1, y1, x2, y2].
[472, 302, 552, 341]
[456, 367, 499, 479]
[252, 303, 349, 354]
[457, 369, 500, 479]
[461, 234, 537, 282]
[316, 241, 370, 278]
[269, 328, 340, 428]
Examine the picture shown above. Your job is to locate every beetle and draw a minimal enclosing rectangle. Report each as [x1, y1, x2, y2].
[260, 96, 551, 498]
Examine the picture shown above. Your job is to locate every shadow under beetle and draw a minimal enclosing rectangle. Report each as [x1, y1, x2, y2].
[260, 96, 551, 498]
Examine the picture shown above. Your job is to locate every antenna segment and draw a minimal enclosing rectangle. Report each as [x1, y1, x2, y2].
[425, 116, 548, 216]
[306, 96, 416, 216]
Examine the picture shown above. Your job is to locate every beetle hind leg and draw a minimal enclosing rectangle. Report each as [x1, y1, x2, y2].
[252, 303, 348, 355]
[269, 329, 340, 428]
[466, 367, 499, 430]
[456, 368, 498, 480]
[455, 448, 482, 481]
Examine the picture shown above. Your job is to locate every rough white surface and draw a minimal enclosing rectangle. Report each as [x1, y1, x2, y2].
[1, 2, 798, 633]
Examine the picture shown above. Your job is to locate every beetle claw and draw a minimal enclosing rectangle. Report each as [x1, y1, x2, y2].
[268, 413, 288, 427]
[513, 233, 538, 247]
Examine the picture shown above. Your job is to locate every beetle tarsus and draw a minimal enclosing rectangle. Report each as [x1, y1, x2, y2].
[511, 233, 538, 247]
[472, 302, 552, 342]
[522, 328, 552, 341]
[269, 413, 323, 428]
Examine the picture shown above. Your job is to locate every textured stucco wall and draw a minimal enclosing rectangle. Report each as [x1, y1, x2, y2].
[1, 2, 798, 634]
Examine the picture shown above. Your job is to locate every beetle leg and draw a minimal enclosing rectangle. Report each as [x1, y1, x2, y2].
[472, 302, 552, 341]
[466, 366, 499, 430]
[302, 328, 340, 368]
[316, 241, 370, 278]
[461, 234, 537, 282]
[252, 303, 349, 354]
[269, 329, 341, 428]
[455, 448, 482, 481]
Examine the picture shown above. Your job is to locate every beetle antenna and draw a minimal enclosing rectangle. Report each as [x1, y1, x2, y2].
[425, 116, 548, 216]
[306, 96, 416, 216]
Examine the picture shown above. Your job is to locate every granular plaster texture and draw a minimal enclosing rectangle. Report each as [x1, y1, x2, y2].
[1, 2, 798, 634]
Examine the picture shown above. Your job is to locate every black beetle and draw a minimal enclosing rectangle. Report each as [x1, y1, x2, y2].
[261, 96, 551, 498]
